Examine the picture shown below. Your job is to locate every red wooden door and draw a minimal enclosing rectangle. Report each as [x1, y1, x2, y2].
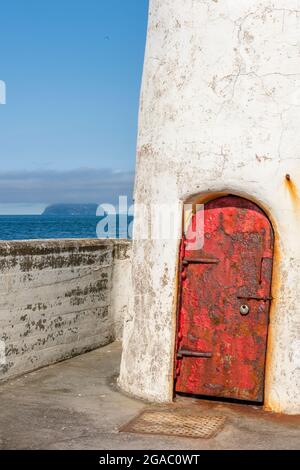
[175, 196, 274, 402]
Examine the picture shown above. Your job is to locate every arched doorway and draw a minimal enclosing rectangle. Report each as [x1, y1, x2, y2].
[175, 195, 274, 403]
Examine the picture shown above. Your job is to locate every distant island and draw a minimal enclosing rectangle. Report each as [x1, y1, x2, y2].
[43, 204, 98, 216]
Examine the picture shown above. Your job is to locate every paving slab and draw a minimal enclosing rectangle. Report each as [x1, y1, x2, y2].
[0, 342, 299, 450]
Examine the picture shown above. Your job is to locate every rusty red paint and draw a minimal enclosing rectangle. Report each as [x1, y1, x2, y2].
[175, 196, 274, 402]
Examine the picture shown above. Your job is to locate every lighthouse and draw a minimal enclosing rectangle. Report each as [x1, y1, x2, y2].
[119, 0, 300, 415]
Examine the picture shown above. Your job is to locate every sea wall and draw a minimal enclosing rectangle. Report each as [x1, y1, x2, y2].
[0, 239, 131, 382]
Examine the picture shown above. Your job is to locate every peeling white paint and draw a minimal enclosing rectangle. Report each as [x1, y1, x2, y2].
[120, 0, 300, 414]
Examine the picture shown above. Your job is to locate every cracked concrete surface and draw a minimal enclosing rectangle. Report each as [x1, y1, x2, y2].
[0, 342, 299, 450]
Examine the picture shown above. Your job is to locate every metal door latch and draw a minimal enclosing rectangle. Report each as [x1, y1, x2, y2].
[237, 295, 273, 301]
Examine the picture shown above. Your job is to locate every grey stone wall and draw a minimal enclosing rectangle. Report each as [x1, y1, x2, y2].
[0, 239, 131, 382]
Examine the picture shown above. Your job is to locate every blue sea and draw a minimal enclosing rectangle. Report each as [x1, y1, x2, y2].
[0, 215, 133, 240]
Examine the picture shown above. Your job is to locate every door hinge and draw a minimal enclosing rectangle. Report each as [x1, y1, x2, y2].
[182, 258, 219, 266]
[177, 349, 212, 359]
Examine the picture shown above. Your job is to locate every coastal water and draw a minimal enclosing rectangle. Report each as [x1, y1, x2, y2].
[0, 215, 132, 240]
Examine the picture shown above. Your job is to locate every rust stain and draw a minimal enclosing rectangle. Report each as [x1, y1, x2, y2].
[265, 175, 300, 412]
[284, 175, 300, 215]
[175, 396, 300, 424]
[264, 225, 282, 413]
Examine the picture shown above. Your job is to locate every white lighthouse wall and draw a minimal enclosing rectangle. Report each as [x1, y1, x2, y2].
[119, 0, 300, 414]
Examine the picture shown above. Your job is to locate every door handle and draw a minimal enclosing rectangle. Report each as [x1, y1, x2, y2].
[177, 349, 212, 359]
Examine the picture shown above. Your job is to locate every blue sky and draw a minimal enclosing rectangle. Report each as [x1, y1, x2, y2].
[0, 0, 149, 213]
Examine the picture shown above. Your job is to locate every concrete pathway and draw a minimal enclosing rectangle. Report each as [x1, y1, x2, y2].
[0, 342, 299, 450]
